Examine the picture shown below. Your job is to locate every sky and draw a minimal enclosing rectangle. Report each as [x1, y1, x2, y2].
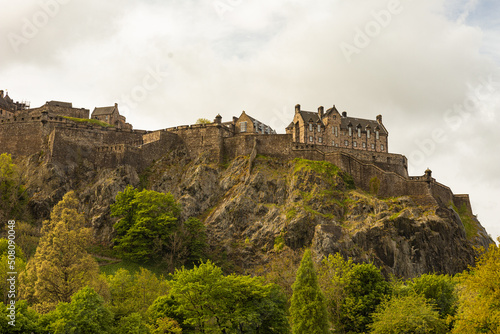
[1, 0, 499, 241]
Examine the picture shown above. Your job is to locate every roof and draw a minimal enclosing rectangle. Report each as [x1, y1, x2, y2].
[286, 122, 294, 129]
[341, 116, 388, 135]
[92, 106, 117, 116]
[298, 110, 324, 125]
[47, 101, 72, 108]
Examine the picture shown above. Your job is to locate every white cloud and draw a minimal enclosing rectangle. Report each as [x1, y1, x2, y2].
[1, 0, 500, 241]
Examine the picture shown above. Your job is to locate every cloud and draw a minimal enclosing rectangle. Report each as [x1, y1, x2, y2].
[1, 0, 500, 240]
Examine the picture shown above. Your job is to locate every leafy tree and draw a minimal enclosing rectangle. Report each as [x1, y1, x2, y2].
[169, 260, 289, 333]
[111, 186, 181, 262]
[408, 273, 457, 320]
[182, 217, 208, 265]
[148, 317, 183, 334]
[40, 286, 114, 334]
[148, 295, 193, 332]
[19, 192, 106, 312]
[289, 249, 329, 334]
[318, 253, 390, 333]
[369, 293, 447, 334]
[113, 312, 150, 334]
[0, 300, 40, 333]
[106, 268, 169, 318]
[0, 153, 28, 221]
[195, 118, 211, 124]
[452, 240, 500, 333]
[0, 238, 26, 304]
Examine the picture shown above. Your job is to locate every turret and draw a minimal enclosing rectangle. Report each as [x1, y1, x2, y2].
[214, 114, 222, 124]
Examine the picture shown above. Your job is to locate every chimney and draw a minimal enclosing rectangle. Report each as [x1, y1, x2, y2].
[342, 111, 347, 117]
[0, 90, 3, 98]
[376, 115, 382, 123]
[115, 103, 118, 108]
[295, 104, 301, 114]
[318, 106, 324, 118]
[233, 116, 238, 123]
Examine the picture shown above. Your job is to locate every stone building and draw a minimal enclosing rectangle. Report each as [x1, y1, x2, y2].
[91, 103, 132, 129]
[0, 90, 29, 118]
[234, 111, 276, 135]
[286, 104, 388, 153]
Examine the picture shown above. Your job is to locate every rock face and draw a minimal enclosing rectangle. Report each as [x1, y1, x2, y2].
[18, 150, 493, 278]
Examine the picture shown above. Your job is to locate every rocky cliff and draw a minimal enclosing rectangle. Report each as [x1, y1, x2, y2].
[17, 148, 493, 278]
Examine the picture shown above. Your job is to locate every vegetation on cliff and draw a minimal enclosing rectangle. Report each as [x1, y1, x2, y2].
[0, 152, 497, 333]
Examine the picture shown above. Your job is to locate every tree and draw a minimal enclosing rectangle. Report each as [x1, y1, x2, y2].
[0, 153, 28, 221]
[289, 249, 329, 334]
[195, 118, 211, 124]
[408, 273, 457, 320]
[113, 312, 150, 334]
[111, 186, 181, 262]
[19, 192, 106, 312]
[0, 238, 26, 304]
[318, 253, 390, 333]
[40, 286, 114, 334]
[369, 293, 447, 334]
[106, 268, 169, 318]
[0, 300, 40, 333]
[169, 260, 290, 333]
[452, 241, 500, 333]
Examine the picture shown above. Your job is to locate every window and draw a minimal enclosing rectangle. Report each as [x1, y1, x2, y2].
[309, 123, 313, 131]
[309, 136, 313, 142]
[381, 144, 385, 151]
[317, 124, 321, 132]
[344, 140, 349, 146]
[353, 142, 357, 147]
[362, 142, 366, 148]
[376, 130, 380, 140]
[333, 115, 336, 120]
[332, 126, 338, 136]
[332, 140, 335, 146]
[240, 121, 247, 132]
[348, 127, 352, 136]
[318, 137, 322, 143]
[371, 143, 375, 149]
[367, 129, 370, 139]
[357, 128, 361, 137]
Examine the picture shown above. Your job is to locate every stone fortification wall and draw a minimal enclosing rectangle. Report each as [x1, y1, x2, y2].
[29, 104, 90, 119]
[165, 123, 232, 163]
[0, 121, 44, 158]
[224, 134, 293, 161]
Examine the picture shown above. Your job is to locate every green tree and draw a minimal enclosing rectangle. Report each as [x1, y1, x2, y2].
[169, 260, 289, 333]
[19, 192, 106, 312]
[318, 254, 390, 333]
[113, 312, 150, 334]
[111, 186, 181, 262]
[452, 240, 500, 333]
[0, 238, 26, 304]
[106, 268, 169, 318]
[369, 293, 447, 334]
[195, 118, 211, 124]
[408, 273, 457, 320]
[40, 286, 114, 334]
[0, 300, 40, 333]
[0, 153, 28, 221]
[289, 249, 329, 334]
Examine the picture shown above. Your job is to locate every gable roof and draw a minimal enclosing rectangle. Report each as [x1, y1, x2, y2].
[298, 110, 324, 125]
[341, 116, 388, 135]
[92, 106, 117, 116]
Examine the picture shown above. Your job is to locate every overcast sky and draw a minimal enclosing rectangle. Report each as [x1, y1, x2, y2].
[1, 0, 499, 241]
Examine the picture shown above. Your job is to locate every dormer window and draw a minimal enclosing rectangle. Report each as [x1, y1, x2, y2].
[240, 121, 247, 132]
[309, 123, 313, 132]
[317, 124, 321, 132]
[367, 129, 370, 139]
[348, 127, 352, 137]
[357, 128, 361, 137]
[376, 130, 380, 140]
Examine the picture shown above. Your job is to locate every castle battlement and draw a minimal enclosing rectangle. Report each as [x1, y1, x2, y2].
[0, 93, 475, 216]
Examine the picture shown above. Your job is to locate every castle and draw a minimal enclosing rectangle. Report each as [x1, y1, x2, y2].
[0, 90, 473, 215]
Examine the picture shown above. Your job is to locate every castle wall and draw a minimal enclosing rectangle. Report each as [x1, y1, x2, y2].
[0, 121, 44, 158]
